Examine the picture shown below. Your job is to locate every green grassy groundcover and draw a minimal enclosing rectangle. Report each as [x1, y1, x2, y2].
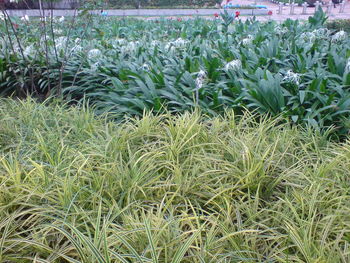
[0, 98, 349, 262]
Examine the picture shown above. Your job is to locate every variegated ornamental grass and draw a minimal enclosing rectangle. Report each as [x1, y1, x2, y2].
[0, 98, 349, 262]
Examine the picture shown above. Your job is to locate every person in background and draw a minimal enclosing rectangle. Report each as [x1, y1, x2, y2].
[100, 9, 108, 16]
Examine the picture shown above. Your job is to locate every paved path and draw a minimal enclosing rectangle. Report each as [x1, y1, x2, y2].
[251, 0, 350, 21]
[6, 8, 269, 17]
[5, 0, 350, 21]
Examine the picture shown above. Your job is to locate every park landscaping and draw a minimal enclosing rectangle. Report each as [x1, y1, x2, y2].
[0, 8, 350, 262]
[1, 10, 350, 137]
[1, 98, 350, 262]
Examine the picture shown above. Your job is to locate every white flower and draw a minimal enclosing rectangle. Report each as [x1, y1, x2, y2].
[141, 63, 151, 71]
[0, 13, 5, 21]
[71, 45, 82, 53]
[195, 70, 206, 89]
[59, 16, 65, 22]
[129, 41, 138, 50]
[53, 29, 63, 35]
[225, 59, 242, 71]
[345, 58, 350, 73]
[165, 43, 176, 53]
[299, 32, 316, 43]
[332, 30, 347, 42]
[21, 15, 29, 22]
[74, 38, 81, 44]
[121, 41, 138, 54]
[241, 36, 253, 46]
[115, 38, 126, 46]
[23, 44, 34, 57]
[91, 62, 99, 71]
[313, 28, 329, 37]
[88, 49, 102, 60]
[275, 26, 288, 35]
[283, 70, 300, 85]
[166, 38, 188, 50]
[55, 36, 67, 50]
[174, 38, 188, 48]
[197, 70, 206, 79]
[151, 40, 160, 48]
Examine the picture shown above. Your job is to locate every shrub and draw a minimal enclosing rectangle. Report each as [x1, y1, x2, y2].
[327, 19, 350, 33]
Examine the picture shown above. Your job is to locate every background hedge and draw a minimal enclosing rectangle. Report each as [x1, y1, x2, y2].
[96, 0, 220, 8]
[5, 0, 220, 9]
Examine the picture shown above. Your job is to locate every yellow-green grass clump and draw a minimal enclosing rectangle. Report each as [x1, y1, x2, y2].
[0, 99, 349, 262]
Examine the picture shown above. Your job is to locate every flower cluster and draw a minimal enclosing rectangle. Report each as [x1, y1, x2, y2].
[121, 41, 139, 54]
[55, 36, 68, 50]
[274, 26, 288, 35]
[332, 30, 347, 42]
[53, 29, 63, 35]
[114, 38, 127, 47]
[150, 40, 160, 48]
[21, 15, 29, 22]
[299, 32, 316, 43]
[313, 28, 330, 38]
[141, 63, 151, 71]
[88, 49, 102, 60]
[241, 35, 253, 46]
[165, 38, 189, 50]
[195, 70, 206, 90]
[225, 59, 242, 71]
[345, 58, 350, 73]
[23, 44, 35, 57]
[283, 70, 300, 85]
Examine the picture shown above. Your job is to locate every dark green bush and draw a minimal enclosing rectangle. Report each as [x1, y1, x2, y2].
[107, 0, 218, 8]
[327, 19, 350, 33]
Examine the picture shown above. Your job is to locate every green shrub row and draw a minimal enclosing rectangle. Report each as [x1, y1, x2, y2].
[106, 0, 219, 8]
[327, 19, 350, 33]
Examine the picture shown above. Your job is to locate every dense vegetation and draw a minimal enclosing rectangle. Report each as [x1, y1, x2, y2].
[106, 0, 218, 8]
[1, 7, 350, 262]
[1, 11, 349, 136]
[327, 19, 350, 33]
[0, 98, 349, 262]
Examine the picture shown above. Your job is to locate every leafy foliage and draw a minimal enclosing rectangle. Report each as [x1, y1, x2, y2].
[327, 19, 350, 33]
[0, 99, 349, 262]
[0, 11, 350, 136]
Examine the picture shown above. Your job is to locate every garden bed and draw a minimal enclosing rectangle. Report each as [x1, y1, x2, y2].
[0, 10, 349, 138]
[0, 98, 349, 262]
